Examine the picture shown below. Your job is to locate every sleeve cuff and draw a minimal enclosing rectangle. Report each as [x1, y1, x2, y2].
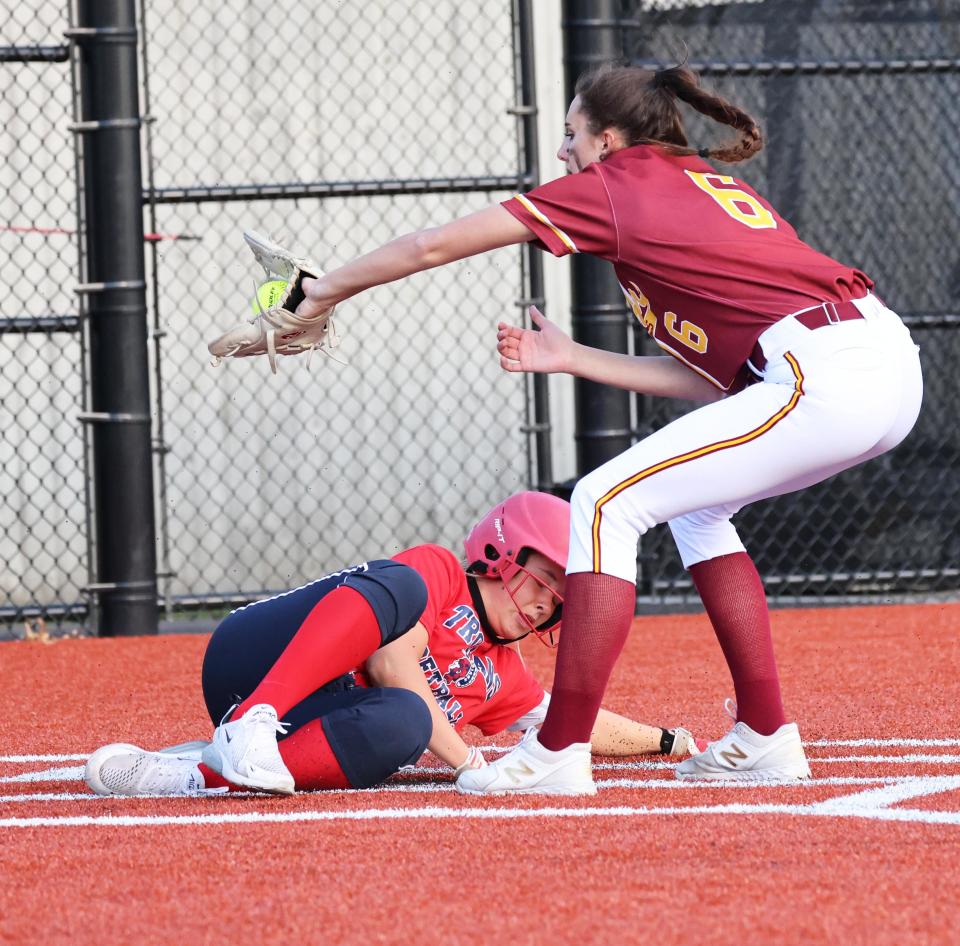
[501, 196, 576, 258]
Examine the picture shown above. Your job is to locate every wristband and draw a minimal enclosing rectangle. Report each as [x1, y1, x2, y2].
[453, 746, 486, 776]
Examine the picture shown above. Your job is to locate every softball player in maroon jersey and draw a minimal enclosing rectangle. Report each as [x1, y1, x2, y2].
[281, 63, 921, 793]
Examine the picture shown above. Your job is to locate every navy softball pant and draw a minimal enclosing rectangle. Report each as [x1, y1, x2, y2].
[201, 560, 432, 788]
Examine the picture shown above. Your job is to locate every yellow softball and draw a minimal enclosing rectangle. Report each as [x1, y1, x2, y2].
[251, 279, 287, 312]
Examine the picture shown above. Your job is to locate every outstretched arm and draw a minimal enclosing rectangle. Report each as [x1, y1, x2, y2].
[498, 306, 725, 402]
[512, 695, 690, 756]
[296, 205, 535, 319]
[590, 707, 668, 755]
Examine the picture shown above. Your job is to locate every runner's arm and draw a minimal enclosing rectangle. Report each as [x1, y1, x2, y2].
[364, 623, 474, 770]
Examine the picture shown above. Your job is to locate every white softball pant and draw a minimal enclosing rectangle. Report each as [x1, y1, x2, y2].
[567, 293, 923, 580]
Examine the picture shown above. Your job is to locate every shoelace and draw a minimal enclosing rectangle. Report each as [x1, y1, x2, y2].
[246, 708, 290, 737]
[261, 315, 343, 371]
[519, 726, 540, 747]
[239, 710, 291, 777]
[218, 703, 290, 739]
[696, 699, 742, 758]
[691, 701, 738, 758]
[215, 292, 340, 360]
[241, 708, 291, 760]
[724, 697, 738, 722]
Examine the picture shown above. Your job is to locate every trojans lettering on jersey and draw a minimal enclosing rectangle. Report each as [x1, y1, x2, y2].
[367, 544, 543, 735]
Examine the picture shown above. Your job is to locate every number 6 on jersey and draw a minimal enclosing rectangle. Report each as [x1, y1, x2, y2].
[685, 170, 778, 230]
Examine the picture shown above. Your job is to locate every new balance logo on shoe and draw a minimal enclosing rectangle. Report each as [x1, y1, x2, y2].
[675, 714, 811, 783]
[505, 761, 537, 785]
[718, 742, 748, 767]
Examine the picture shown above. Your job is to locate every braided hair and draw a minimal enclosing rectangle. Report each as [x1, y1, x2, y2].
[574, 63, 762, 164]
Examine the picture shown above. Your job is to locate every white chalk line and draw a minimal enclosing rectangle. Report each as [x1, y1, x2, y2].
[0, 766, 85, 784]
[808, 754, 960, 764]
[488, 738, 960, 753]
[4, 741, 960, 829]
[0, 776, 929, 805]
[810, 776, 960, 814]
[3, 800, 960, 830]
[3, 771, 959, 827]
[5, 750, 960, 786]
[0, 754, 89, 763]
[3, 739, 959, 765]
[804, 739, 960, 748]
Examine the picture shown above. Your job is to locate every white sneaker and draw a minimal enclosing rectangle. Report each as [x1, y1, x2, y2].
[157, 739, 209, 761]
[84, 743, 217, 796]
[675, 720, 811, 782]
[456, 735, 596, 796]
[202, 703, 295, 795]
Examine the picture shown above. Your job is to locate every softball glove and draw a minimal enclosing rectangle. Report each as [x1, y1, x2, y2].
[207, 230, 339, 374]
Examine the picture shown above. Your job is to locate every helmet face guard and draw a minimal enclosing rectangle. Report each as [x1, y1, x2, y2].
[498, 552, 564, 647]
[464, 492, 570, 648]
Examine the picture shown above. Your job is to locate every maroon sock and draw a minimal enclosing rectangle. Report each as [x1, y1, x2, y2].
[537, 572, 636, 751]
[689, 551, 786, 736]
[199, 720, 351, 791]
[234, 586, 382, 720]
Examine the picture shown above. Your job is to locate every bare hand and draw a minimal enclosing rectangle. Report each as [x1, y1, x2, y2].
[295, 276, 339, 320]
[497, 306, 574, 374]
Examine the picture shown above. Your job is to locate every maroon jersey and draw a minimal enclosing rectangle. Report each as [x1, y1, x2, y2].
[353, 544, 544, 735]
[503, 145, 872, 391]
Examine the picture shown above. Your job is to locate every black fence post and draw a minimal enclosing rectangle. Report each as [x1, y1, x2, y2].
[74, 0, 157, 635]
[515, 0, 553, 491]
[562, 1, 633, 476]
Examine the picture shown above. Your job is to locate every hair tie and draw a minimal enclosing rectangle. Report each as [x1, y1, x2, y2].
[651, 69, 669, 91]
[697, 147, 711, 158]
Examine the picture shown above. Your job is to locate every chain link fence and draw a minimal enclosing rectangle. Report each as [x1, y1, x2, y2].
[618, 0, 960, 602]
[142, 0, 532, 620]
[2, 0, 958, 638]
[0, 3, 87, 636]
[1, 0, 535, 638]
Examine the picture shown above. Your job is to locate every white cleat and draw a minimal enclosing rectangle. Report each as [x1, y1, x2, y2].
[84, 743, 218, 796]
[456, 735, 597, 796]
[157, 739, 210, 761]
[675, 720, 811, 782]
[202, 703, 295, 795]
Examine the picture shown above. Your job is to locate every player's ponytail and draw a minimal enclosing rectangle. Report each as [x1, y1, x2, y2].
[574, 63, 763, 164]
[655, 64, 762, 163]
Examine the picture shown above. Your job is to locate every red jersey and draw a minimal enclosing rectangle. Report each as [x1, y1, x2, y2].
[503, 145, 873, 391]
[353, 544, 544, 735]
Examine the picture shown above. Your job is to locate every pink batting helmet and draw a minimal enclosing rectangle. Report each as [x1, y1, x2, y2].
[464, 491, 570, 582]
[464, 492, 570, 645]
